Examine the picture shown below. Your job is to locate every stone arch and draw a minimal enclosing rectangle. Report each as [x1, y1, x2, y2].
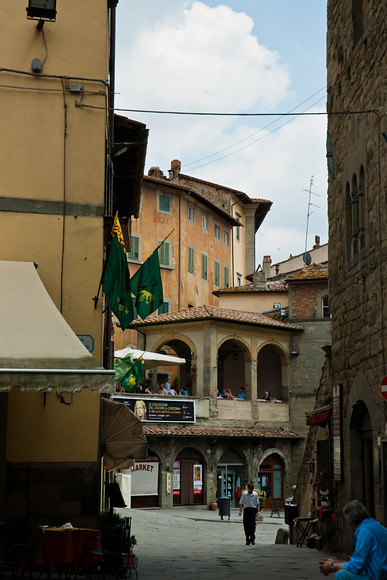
[217, 337, 252, 398]
[256, 342, 288, 401]
[258, 447, 289, 472]
[345, 372, 378, 515]
[174, 446, 206, 506]
[257, 449, 288, 501]
[148, 334, 196, 395]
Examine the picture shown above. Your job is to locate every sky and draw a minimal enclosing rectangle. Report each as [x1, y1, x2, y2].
[115, 1, 328, 266]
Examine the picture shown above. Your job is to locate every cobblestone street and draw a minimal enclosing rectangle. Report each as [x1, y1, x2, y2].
[119, 507, 328, 579]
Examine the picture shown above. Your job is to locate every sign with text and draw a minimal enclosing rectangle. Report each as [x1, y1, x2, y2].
[130, 461, 159, 496]
[173, 461, 181, 496]
[113, 395, 196, 423]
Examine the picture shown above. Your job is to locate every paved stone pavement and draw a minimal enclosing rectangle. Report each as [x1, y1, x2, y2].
[117, 506, 328, 579]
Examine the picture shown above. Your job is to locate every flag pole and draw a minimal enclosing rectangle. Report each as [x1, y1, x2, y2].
[132, 229, 175, 269]
[93, 212, 120, 309]
[156, 228, 175, 251]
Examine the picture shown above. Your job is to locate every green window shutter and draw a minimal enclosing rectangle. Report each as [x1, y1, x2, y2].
[201, 253, 208, 280]
[188, 246, 195, 273]
[158, 301, 170, 314]
[127, 235, 140, 261]
[214, 260, 220, 286]
[224, 265, 229, 288]
[159, 194, 171, 212]
[159, 241, 171, 266]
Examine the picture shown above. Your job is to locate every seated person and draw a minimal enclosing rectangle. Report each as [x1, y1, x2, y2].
[170, 386, 177, 395]
[158, 383, 168, 395]
[263, 391, 273, 401]
[237, 387, 245, 399]
[225, 388, 235, 399]
[178, 387, 189, 395]
[217, 389, 225, 398]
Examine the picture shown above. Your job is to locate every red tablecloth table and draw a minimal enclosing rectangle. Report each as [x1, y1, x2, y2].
[32, 527, 102, 569]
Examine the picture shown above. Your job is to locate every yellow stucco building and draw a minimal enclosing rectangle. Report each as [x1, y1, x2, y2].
[0, 1, 146, 526]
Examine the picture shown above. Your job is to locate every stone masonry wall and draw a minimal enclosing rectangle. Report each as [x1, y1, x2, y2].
[327, 0, 387, 540]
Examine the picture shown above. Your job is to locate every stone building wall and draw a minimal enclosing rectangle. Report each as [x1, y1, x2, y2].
[327, 0, 387, 538]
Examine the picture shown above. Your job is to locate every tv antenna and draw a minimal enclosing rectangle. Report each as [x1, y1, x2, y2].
[303, 176, 320, 265]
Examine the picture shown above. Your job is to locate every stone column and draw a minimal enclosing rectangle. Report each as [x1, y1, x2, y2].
[203, 322, 218, 398]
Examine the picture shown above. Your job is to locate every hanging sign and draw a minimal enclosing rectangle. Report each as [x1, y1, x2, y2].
[380, 376, 387, 400]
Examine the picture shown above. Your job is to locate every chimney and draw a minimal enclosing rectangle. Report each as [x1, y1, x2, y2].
[148, 166, 165, 179]
[170, 159, 181, 178]
[313, 235, 321, 249]
[252, 265, 267, 290]
[262, 255, 271, 279]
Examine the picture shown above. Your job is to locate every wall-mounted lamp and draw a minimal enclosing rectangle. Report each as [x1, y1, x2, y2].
[205, 448, 211, 455]
[307, 458, 315, 473]
[290, 347, 299, 356]
[27, 0, 57, 28]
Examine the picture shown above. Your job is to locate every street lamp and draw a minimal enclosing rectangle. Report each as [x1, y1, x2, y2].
[26, 0, 57, 22]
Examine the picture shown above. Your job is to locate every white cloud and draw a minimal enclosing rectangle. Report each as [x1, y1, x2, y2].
[115, 1, 328, 265]
[116, 1, 291, 111]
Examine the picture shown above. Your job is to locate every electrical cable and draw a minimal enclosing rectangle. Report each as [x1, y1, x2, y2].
[183, 86, 328, 170]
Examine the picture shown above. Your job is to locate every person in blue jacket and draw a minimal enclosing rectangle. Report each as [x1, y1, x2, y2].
[319, 500, 387, 579]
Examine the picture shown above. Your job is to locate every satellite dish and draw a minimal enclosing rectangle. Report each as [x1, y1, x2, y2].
[303, 252, 312, 265]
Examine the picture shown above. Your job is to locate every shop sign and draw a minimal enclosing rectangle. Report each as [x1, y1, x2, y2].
[193, 464, 203, 495]
[113, 395, 196, 423]
[173, 461, 181, 496]
[131, 461, 159, 496]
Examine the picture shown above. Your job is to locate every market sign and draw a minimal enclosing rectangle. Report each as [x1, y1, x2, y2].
[113, 395, 196, 423]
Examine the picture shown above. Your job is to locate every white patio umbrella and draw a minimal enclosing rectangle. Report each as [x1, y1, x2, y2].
[114, 347, 186, 370]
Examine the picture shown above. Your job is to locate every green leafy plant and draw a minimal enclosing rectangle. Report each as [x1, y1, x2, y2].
[129, 535, 137, 552]
[97, 510, 127, 528]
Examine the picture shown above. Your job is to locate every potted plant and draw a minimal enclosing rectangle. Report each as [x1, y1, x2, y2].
[122, 535, 137, 569]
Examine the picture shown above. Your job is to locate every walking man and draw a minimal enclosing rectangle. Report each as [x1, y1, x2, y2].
[239, 482, 260, 545]
[319, 500, 387, 579]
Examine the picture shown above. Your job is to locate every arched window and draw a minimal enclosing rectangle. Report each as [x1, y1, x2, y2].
[346, 167, 367, 262]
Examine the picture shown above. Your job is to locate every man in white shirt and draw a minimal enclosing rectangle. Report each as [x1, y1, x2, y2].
[165, 379, 171, 394]
[239, 483, 260, 545]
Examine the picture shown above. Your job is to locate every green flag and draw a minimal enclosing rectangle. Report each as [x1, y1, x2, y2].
[102, 213, 134, 330]
[121, 358, 145, 393]
[114, 353, 134, 382]
[131, 249, 163, 319]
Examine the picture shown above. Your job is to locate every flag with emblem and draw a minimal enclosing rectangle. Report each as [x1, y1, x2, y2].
[102, 213, 134, 330]
[115, 353, 145, 393]
[130, 249, 163, 319]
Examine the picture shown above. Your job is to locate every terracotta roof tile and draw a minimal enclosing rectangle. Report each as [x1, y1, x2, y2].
[214, 281, 288, 294]
[285, 264, 328, 282]
[130, 304, 302, 330]
[143, 425, 302, 439]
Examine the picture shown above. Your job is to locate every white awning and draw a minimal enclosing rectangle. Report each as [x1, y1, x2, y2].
[0, 261, 114, 393]
[114, 347, 186, 370]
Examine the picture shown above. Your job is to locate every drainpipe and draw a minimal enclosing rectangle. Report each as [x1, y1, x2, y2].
[230, 201, 238, 285]
[178, 195, 181, 310]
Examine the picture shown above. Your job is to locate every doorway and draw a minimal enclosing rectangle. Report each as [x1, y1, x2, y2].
[173, 448, 204, 506]
[258, 454, 284, 501]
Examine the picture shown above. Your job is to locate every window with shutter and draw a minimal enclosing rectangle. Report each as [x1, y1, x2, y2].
[201, 252, 208, 280]
[188, 245, 195, 274]
[158, 240, 171, 266]
[214, 260, 220, 287]
[224, 265, 229, 288]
